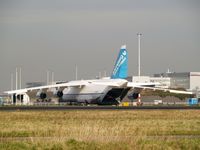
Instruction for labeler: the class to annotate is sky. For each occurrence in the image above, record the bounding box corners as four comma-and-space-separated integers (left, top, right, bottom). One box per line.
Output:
0, 0, 200, 92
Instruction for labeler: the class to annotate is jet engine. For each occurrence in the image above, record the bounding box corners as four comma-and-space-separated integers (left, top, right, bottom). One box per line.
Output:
36, 91, 47, 99
16, 94, 24, 100
53, 90, 63, 98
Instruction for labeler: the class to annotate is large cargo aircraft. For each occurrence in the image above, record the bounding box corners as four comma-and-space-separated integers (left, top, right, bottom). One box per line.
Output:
5, 45, 193, 105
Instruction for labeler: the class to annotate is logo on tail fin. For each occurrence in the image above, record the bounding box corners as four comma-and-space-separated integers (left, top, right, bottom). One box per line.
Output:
111, 45, 128, 79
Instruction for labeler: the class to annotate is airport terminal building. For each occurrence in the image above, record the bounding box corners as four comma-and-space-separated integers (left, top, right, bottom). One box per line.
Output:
154, 72, 200, 90
127, 72, 200, 91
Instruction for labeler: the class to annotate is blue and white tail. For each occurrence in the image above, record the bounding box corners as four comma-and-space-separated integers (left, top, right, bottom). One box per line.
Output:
111, 45, 128, 79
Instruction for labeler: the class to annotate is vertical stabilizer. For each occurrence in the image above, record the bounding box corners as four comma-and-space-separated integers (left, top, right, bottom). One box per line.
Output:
111, 45, 128, 79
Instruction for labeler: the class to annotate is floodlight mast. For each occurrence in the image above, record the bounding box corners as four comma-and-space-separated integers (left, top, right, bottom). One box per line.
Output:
75, 65, 78, 80
137, 33, 142, 106
19, 67, 21, 89
16, 68, 18, 90
47, 70, 49, 85
11, 73, 13, 90
137, 33, 142, 77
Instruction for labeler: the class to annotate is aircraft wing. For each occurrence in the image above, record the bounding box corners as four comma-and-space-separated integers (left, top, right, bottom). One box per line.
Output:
127, 82, 194, 95
4, 79, 124, 95
4, 81, 87, 95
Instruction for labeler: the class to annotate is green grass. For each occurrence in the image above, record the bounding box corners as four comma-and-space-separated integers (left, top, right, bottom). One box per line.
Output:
0, 110, 200, 149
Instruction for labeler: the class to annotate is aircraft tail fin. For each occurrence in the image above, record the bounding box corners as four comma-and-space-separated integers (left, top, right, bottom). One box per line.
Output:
111, 45, 128, 79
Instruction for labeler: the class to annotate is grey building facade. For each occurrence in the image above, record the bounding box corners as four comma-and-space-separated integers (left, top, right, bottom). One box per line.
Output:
154, 72, 200, 90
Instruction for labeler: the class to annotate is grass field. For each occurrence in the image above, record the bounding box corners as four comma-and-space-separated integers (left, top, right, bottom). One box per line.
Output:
0, 110, 200, 150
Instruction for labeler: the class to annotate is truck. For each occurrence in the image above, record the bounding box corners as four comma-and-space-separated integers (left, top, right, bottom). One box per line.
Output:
0, 97, 4, 106
187, 98, 199, 105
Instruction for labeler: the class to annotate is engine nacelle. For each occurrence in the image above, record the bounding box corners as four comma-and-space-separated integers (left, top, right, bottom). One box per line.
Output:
36, 91, 47, 99
16, 94, 24, 100
53, 90, 63, 98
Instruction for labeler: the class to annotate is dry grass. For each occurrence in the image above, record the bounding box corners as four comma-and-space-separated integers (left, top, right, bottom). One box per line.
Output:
0, 110, 200, 149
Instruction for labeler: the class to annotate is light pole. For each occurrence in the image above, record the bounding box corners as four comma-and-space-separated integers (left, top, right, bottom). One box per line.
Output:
47, 70, 49, 85
137, 33, 142, 77
137, 33, 142, 106
19, 67, 22, 89
75, 65, 78, 80
16, 68, 18, 90
51, 71, 54, 85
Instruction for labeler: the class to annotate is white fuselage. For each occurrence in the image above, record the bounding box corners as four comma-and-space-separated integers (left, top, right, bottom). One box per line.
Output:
60, 79, 128, 104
